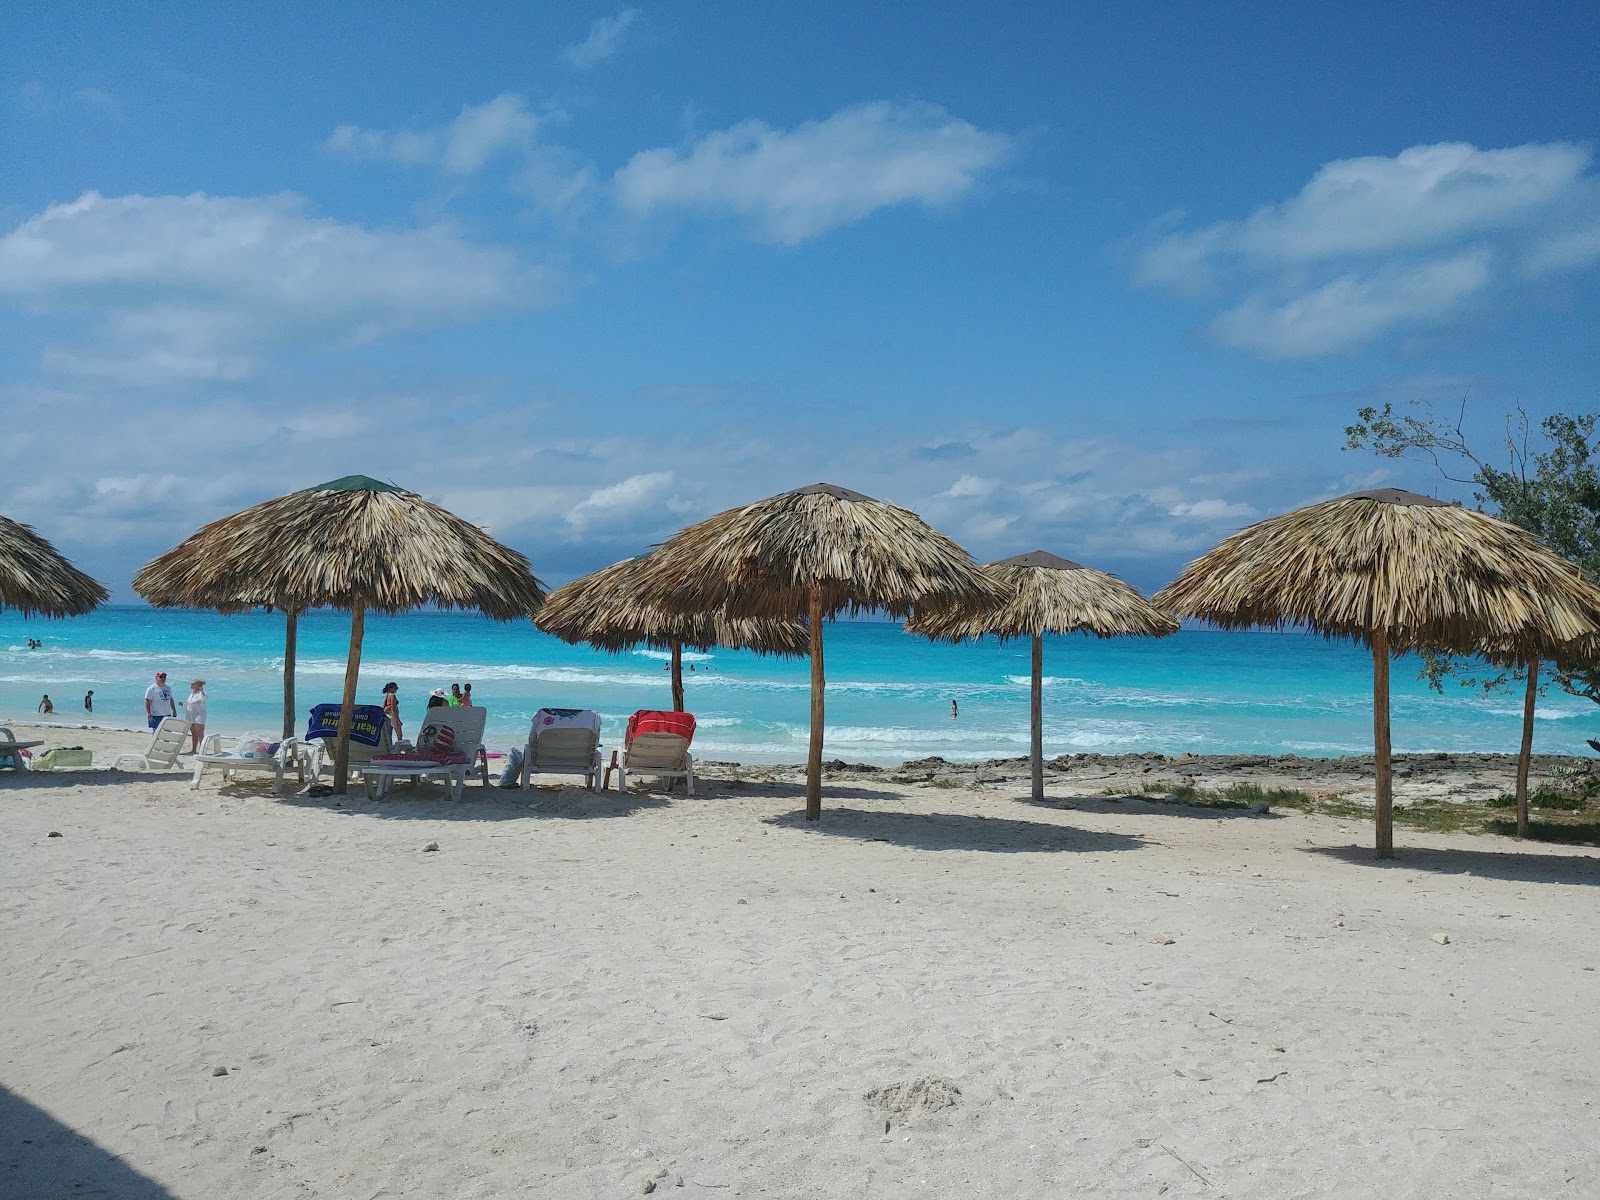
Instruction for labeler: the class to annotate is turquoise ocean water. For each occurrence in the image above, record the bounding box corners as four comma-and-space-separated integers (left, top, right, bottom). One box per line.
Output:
1, 607, 1592, 764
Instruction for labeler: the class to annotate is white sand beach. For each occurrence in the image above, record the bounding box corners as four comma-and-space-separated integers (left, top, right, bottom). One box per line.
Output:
4, 722, 1599, 1198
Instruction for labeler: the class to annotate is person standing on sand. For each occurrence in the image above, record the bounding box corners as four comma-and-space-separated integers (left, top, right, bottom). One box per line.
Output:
84, 690, 93, 713
144, 671, 176, 730
381, 681, 403, 742
184, 680, 208, 752
37, 695, 52, 714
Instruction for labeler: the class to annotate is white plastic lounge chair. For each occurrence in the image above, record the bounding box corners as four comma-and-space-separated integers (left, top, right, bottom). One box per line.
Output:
0, 727, 45, 771
111, 718, 191, 771
604, 710, 696, 795
521, 708, 603, 792
360, 706, 490, 801
190, 733, 304, 793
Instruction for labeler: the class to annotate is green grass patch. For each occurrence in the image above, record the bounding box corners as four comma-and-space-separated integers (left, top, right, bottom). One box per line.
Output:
1485, 788, 1586, 811
1126, 779, 1600, 839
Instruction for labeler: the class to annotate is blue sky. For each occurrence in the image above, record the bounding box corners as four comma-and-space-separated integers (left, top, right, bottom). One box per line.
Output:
5, 3, 1599, 601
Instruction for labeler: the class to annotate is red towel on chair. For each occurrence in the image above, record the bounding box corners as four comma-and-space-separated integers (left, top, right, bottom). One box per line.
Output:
625, 710, 696, 747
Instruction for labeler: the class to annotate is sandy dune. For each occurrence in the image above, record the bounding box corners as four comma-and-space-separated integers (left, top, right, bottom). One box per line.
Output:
2, 723, 1598, 1198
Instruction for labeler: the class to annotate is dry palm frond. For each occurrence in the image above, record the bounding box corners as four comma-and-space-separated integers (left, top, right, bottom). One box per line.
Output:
637, 483, 1005, 619
134, 475, 545, 618
0, 515, 108, 618
1153, 489, 1600, 658
907, 551, 1178, 642
537, 555, 807, 656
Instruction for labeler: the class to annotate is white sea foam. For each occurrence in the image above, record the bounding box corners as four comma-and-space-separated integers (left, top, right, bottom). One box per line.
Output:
633, 647, 714, 663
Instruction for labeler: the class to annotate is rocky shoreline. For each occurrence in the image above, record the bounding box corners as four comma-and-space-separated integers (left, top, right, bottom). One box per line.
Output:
712, 750, 1600, 806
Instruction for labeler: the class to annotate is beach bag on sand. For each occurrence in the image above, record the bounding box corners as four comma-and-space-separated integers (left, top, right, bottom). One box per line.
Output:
31, 747, 92, 771
498, 747, 524, 788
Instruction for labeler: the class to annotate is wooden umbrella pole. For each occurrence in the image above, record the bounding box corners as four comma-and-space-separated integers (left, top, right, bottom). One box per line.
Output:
333, 600, 365, 794
1030, 631, 1044, 802
1516, 658, 1540, 838
282, 610, 299, 741
1372, 630, 1393, 859
806, 586, 825, 821
671, 640, 685, 712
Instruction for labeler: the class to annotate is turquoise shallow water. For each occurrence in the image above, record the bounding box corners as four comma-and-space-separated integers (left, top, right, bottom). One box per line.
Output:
1, 607, 1592, 763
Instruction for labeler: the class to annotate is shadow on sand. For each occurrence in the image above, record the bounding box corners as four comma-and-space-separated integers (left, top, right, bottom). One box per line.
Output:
762, 807, 1146, 854
273, 784, 671, 821
1, 1084, 176, 1199
1307, 843, 1600, 887
732, 779, 921, 804
0, 769, 193, 791
1016, 794, 1286, 821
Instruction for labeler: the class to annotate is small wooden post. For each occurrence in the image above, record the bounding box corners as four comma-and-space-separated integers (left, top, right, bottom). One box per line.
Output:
1030, 631, 1044, 802
1372, 630, 1393, 858
282, 610, 299, 741
806, 586, 825, 821
671, 639, 685, 712
333, 600, 365, 794
1516, 658, 1540, 838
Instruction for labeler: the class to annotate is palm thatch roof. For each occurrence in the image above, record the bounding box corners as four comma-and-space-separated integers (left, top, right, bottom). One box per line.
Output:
134, 475, 546, 618
1154, 487, 1600, 858
636, 483, 1007, 620
907, 550, 1177, 803
134, 475, 545, 793
907, 551, 1179, 642
635, 483, 1000, 819
1152, 488, 1600, 658
537, 555, 808, 656
0, 515, 107, 618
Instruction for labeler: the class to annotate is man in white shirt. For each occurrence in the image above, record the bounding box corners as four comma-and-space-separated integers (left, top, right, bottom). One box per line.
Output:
144, 671, 177, 730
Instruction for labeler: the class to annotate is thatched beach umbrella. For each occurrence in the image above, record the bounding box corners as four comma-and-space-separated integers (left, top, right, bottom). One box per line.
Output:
635, 483, 1004, 820
0, 515, 107, 617
1153, 488, 1600, 857
537, 555, 808, 711
907, 551, 1179, 802
134, 475, 545, 792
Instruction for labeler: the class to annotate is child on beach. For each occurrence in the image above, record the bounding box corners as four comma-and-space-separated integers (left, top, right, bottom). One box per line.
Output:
462, 683, 473, 707
381, 682, 403, 741
185, 680, 208, 752
37, 695, 52, 714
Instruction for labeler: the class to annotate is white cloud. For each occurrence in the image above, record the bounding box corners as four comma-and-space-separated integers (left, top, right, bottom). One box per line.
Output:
323, 94, 538, 176
1166, 498, 1256, 520
1209, 250, 1493, 359
1134, 141, 1600, 359
566, 471, 677, 532
614, 101, 1011, 244
942, 474, 996, 498
565, 8, 641, 68
0, 190, 540, 383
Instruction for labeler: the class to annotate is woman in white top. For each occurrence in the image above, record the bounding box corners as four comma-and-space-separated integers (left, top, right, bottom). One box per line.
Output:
185, 679, 208, 752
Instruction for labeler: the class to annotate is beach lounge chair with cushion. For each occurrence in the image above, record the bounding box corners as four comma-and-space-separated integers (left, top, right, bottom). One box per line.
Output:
190, 733, 304, 793
0, 726, 45, 771
521, 708, 603, 792
302, 703, 392, 780
361, 706, 490, 801
604, 710, 696, 795
111, 717, 191, 771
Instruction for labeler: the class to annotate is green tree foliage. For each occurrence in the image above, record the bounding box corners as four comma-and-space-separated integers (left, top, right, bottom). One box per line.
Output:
1345, 400, 1600, 703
